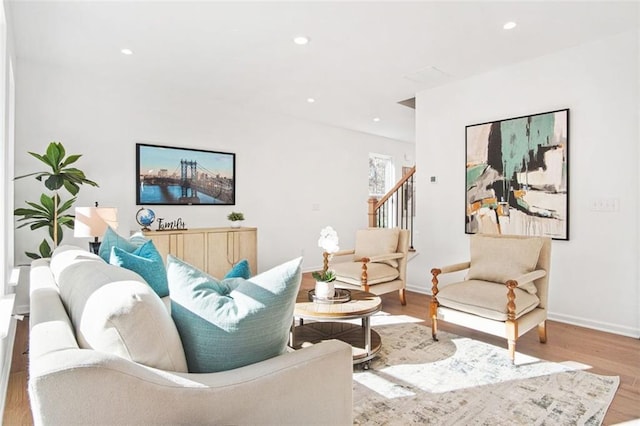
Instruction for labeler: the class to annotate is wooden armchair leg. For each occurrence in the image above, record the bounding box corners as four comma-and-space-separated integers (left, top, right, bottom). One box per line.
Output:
399, 288, 406, 306
429, 301, 438, 341
538, 321, 547, 343
508, 339, 516, 364
506, 319, 518, 364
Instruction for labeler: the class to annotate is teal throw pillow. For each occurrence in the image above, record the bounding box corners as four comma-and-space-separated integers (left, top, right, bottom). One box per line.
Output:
167, 255, 302, 373
110, 240, 169, 298
223, 259, 251, 279
98, 227, 146, 262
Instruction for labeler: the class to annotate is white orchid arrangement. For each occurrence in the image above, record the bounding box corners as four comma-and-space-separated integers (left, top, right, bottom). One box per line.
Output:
313, 226, 340, 282
317, 226, 340, 254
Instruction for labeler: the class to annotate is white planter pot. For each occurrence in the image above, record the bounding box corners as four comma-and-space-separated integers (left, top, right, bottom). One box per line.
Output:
315, 281, 335, 299
230, 221, 242, 228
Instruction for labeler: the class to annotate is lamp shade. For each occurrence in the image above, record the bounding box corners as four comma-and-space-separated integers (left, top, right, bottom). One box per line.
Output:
74, 207, 118, 238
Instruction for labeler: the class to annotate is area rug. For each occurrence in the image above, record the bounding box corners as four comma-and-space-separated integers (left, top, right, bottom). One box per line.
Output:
353, 322, 619, 425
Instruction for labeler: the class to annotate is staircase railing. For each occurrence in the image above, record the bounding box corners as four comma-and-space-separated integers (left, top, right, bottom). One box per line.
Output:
368, 166, 415, 249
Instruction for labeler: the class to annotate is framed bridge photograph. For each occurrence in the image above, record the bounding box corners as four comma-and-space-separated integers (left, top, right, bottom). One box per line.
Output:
136, 143, 236, 205
465, 108, 569, 240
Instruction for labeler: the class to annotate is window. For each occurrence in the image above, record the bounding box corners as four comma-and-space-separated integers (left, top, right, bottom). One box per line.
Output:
369, 153, 394, 197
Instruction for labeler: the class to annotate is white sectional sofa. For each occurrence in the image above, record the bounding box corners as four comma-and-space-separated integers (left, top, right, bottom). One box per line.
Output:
28, 246, 353, 425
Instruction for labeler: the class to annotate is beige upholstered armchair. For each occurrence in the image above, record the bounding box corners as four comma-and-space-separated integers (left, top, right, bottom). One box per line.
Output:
430, 234, 551, 363
323, 228, 410, 305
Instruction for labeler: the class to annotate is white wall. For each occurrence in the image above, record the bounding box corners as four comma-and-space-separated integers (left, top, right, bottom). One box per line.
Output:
409, 30, 639, 337
1, 0, 15, 295
13, 59, 414, 274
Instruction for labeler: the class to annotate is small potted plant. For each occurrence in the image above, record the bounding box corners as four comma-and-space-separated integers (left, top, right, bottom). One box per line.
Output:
312, 269, 336, 299
227, 211, 245, 228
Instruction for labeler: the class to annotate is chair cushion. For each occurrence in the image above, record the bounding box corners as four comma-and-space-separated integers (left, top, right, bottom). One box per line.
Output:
354, 228, 400, 267
332, 261, 399, 286
467, 235, 544, 294
109, 240, 169, 298
56, 255, 188, 372
167, 255, 302, 373
437, 280, 541, 321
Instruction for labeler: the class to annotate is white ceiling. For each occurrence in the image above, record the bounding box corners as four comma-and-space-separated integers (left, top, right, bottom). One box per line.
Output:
7, 1, 640, 143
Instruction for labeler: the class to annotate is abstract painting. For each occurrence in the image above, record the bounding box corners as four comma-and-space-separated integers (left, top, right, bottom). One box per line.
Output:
465, 109, 569, 240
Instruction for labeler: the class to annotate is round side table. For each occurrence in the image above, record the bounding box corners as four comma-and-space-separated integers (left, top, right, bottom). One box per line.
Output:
291, 289, 382, 368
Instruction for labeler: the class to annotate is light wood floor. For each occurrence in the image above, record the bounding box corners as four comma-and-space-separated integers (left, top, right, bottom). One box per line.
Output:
4, 279, 639, 425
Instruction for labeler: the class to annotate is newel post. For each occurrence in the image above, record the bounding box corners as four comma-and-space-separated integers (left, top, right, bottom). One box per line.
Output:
368, 197, 379, 228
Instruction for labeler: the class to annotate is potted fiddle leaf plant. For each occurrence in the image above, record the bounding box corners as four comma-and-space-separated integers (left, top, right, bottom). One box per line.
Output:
14, 142, 99, 259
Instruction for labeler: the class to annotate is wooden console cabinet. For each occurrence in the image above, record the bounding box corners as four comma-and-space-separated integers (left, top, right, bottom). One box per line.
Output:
143, 227, 257, 277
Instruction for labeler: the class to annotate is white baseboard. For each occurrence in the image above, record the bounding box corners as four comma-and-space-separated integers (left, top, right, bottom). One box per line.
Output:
406, 282, 429, 295
548, 312, 640, 339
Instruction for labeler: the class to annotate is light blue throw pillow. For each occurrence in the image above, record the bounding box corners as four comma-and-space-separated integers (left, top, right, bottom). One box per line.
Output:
98, 226, 145, 262
110, 240, 169, 298
223, 259, 251, 279
167, 255, 302, 373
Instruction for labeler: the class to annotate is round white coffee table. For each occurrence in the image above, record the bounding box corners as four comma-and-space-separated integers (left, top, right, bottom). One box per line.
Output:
291, 289, 382, 368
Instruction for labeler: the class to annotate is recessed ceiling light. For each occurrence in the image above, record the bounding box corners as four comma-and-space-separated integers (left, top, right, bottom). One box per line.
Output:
373, 117, 381, 122
121, 48, 133, 55
307, 98, 315, 103
503, 22, 517, 30
293, 36, 310, 45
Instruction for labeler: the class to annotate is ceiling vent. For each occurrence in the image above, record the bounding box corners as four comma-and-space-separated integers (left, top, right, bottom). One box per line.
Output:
403, 66, 452, 86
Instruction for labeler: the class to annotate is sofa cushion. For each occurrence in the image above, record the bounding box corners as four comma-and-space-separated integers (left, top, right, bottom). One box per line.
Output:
56, 252, 187, 372
224, 259, 251, 279
167, 255, 302, 373
98, 227, 147, 262
467, 235, 543, 294
332, 261, 399, 285
437, 279, 541, 321
354, 228, 400, 267
50, 245, 103, 284
110, 240, 169, 297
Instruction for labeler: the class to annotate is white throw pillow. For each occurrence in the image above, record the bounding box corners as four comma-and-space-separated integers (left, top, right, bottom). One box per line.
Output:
55, 253, 188, 372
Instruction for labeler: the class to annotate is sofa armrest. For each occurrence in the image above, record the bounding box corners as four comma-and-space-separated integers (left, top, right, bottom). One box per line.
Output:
29, 340, 353, 425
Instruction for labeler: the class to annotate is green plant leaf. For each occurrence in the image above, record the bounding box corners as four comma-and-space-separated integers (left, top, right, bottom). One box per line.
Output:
45, 143, 63, 170
44, 174, 64, 191
38, 239, 52, 258
14, 207, 46, 217
57, 216, 74, 226
13, 171, 45, 181
28, 152, 52, 168
58, 197, 76, 213
26, 200, 48, 212
61, 154, 81, 167
40, 194, 54, 211
30, 222, 50, 231
63, 179, 80, 195
26, 252, 41, 260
